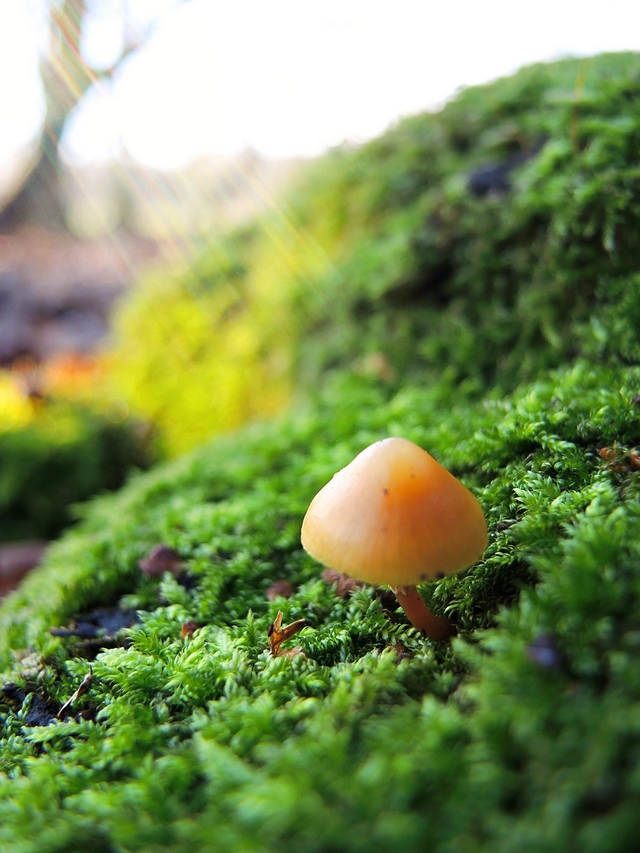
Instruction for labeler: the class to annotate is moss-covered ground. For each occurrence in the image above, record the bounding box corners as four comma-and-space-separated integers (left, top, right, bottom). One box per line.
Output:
2, 54, 640, 852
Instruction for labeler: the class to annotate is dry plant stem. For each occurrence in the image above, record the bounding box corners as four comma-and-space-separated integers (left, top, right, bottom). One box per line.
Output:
392, 585, 456, 640
267, 611, 307, 656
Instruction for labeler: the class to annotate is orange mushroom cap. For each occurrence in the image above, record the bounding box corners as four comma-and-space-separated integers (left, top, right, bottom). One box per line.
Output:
301, 437, 487, 588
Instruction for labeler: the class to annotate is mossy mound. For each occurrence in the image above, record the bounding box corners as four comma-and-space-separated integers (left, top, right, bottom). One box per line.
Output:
2, 363, 640, 851
2, 54, 640, 851
111, 52, 640, 453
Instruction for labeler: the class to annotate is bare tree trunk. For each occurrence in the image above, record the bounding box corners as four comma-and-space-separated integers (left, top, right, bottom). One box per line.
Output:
0, 1, 92, 233
0, 123, 67, 232
0, 1, 166, 235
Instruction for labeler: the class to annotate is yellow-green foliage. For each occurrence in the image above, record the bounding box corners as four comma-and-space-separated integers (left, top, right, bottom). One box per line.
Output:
110, 214, 336, 455
0, 374, 32, 433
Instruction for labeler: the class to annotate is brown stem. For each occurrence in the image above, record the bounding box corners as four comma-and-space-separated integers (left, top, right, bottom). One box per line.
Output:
392, 585, 456, 641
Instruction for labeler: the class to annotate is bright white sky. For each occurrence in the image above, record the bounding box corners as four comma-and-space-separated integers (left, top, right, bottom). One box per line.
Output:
2, 0, 640, 172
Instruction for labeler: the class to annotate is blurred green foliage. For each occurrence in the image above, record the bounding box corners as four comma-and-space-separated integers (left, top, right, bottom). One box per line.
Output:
0, 401, 155, 543
111, 224, 297, 455
112, 52, 640, 453
1, 53, 640, 851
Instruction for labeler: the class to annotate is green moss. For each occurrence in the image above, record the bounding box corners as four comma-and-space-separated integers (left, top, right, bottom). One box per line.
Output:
2, 54, 640, 851
1, 359, 640, 851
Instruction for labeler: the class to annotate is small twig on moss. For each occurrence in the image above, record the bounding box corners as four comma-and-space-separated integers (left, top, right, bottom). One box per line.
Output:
57, 668, 92, 720
267, 611, 307, 657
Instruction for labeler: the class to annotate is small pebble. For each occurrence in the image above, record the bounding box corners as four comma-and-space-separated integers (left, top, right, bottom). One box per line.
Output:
526, 634, 563, 670
266, 580, 295, 601
321, 567, 365, 597
139, 545, 183, 578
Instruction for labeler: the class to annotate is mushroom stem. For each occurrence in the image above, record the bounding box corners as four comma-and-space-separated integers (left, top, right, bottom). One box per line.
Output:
392, 585, 455, 640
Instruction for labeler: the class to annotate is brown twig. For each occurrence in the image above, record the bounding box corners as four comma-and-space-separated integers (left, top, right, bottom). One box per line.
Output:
267, 611, 307, 657
57, 668, 92, 720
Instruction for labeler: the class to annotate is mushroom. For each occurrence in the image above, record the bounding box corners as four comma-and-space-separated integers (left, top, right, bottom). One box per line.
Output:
301, 437, 487, 640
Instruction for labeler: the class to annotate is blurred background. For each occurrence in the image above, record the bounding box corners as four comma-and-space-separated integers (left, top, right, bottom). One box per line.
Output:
1, 0, 640, 587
